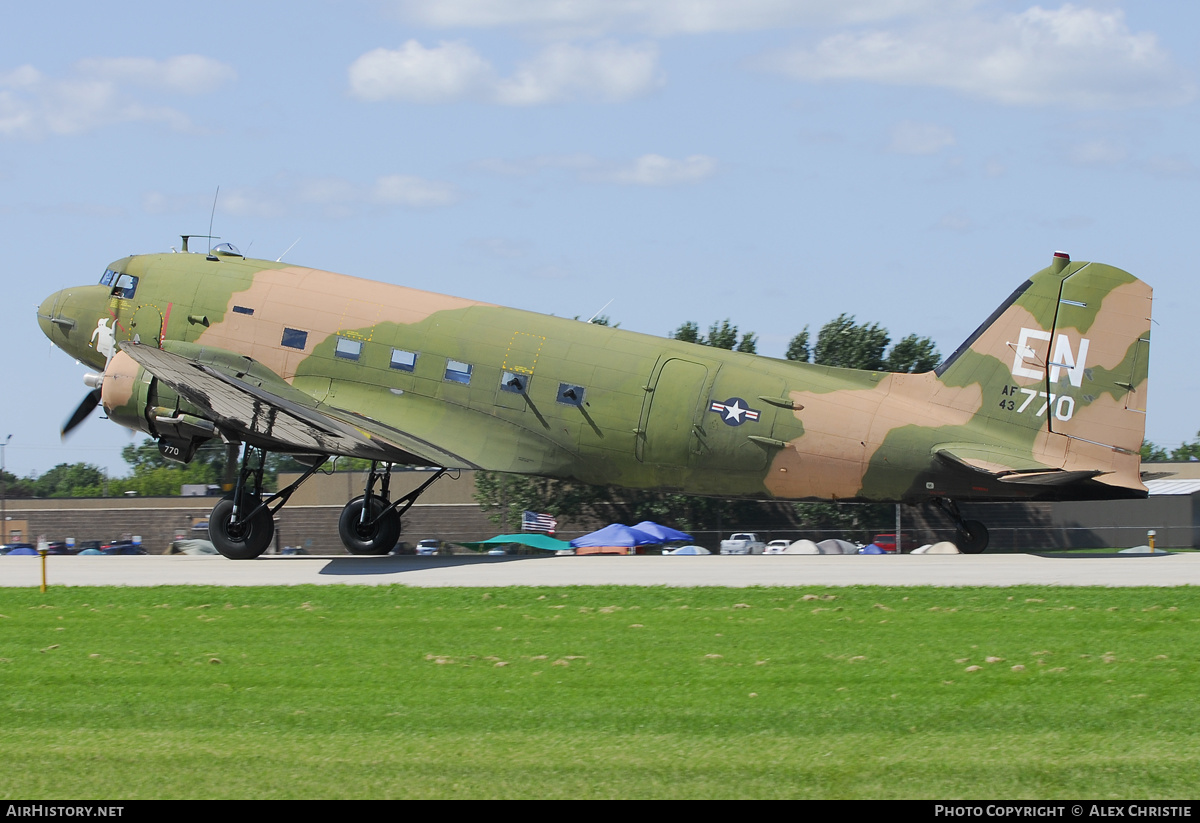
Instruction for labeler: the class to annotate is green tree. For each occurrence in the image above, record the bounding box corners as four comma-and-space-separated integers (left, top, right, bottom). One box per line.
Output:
785, 327, 810, 362
1170, 432, 1200, 462
31, 463, 106, 498
813, 314, 890, 370
884, 334, 941, 373
1141, 441, 1169, 462
671, 319, 757, 353
809, 315, 940, 373
670, 321, 701, 344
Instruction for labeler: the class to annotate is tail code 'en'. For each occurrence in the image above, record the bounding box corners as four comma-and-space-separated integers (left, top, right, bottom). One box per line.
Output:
935, 253, 1151, 454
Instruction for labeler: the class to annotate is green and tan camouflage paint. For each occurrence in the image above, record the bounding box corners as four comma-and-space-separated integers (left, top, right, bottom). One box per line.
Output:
37, 250, 1151, 503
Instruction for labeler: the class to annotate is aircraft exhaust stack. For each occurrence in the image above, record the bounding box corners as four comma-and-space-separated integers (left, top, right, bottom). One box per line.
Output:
1051, 250, 1070, 273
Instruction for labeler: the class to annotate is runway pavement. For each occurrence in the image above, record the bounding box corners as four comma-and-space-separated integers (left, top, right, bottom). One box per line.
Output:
2, 552, 1199, 588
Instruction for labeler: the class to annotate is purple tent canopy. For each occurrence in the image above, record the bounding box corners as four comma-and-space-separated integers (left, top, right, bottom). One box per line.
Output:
569, 523, 658, 549
631, 520, 693, 543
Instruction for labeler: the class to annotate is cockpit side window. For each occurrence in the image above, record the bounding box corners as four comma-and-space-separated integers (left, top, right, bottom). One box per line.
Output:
99, 269, 117, 287
110, 274, 138, 299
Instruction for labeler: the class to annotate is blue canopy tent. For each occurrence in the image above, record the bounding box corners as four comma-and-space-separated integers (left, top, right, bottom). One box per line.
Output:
631, 520, 693, 543
569, 523, 658, 555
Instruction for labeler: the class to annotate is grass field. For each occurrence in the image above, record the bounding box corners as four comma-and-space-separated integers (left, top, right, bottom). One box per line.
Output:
2, 584, 1199, 799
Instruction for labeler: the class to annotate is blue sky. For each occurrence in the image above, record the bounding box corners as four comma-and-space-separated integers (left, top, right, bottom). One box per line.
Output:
3, 0, 1198, 477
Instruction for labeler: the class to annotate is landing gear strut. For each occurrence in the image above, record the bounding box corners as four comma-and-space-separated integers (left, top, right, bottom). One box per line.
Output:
930, 498, 990, 554
208, 444, 326, 560
336, 463, 449, 555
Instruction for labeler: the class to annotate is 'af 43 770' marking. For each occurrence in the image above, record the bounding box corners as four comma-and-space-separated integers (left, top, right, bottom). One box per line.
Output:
998, 385, 1075, 421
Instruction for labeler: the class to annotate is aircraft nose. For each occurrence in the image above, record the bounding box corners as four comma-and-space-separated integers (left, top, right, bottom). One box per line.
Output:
37, 289, 63, 340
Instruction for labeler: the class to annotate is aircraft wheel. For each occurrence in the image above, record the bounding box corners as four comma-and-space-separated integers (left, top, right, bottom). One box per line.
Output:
209, 495, 275, 560
956, 519, 989, 554
339, 496, 401, 555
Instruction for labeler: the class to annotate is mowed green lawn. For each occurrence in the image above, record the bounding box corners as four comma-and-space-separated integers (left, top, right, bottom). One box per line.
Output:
1, 584, 1198, 799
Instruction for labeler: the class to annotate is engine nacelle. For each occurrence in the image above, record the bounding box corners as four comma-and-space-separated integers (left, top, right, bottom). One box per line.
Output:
99, 350, 215, 462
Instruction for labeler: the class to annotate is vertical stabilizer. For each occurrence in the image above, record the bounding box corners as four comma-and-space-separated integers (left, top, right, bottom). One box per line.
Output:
935, 253, 1150, 473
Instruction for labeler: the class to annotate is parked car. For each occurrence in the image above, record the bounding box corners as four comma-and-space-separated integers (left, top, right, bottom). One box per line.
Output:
415, 539, 440, 556
719, 533, 766, 555
100, 541, 146, 555
870, 533, 917, 553
764, 539, 791, 555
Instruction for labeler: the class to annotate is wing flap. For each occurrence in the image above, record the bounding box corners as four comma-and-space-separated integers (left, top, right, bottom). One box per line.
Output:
120, 342, 464, 466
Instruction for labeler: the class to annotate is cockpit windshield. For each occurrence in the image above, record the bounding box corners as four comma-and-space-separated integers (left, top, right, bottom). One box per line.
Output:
100, 269, 138, 299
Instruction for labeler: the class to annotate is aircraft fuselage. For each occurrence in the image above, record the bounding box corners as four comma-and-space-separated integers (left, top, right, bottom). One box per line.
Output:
37, 250, 1150, 505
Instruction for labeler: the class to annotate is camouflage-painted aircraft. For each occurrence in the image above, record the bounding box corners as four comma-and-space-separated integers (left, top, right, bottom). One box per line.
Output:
37, 244, 1151, 558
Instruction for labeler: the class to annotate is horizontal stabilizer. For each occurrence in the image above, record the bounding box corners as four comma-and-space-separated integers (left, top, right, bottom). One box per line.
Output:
996, 469, 1105, 486
935, 445, 1106, 487
933, 444, 1054, 475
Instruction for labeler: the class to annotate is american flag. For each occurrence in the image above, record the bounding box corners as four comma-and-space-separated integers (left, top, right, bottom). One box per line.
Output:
522, 511, 558, 534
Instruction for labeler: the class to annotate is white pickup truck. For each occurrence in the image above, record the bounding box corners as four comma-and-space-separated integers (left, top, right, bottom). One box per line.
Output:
719, 533, 766, 555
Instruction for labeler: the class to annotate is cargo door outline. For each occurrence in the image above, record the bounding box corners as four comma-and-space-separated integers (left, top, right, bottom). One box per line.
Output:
638, 358, 710, 466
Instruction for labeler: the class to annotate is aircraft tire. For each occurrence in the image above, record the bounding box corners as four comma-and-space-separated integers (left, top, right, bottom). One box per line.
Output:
339, 496, 401, 555
209, 495, 275, 560
956, 520, 989, 554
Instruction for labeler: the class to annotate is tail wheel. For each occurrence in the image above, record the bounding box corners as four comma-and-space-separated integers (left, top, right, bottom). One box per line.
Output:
339, 495, 401, 555
956, 519, 989, 554
210, 495, 275, 560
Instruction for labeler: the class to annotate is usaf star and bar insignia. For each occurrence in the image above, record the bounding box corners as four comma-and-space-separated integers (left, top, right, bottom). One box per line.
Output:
709, 397, 761, 426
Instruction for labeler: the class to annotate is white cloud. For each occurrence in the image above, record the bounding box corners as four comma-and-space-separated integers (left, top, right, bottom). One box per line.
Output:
764, 4, 1195, 109
1066, 138, 1128, 166
493, 41, 661, 104
477, 152, 717, 186
0, 56, 235, 138
889, 121, 955, 155
146, 174, 462, 220
348, 41, 493, 102
373, 174, 459, 207
74, 55, 236, 95
602, 154, 718, 185
389, 0, 970, 37
348, 39, 661, 104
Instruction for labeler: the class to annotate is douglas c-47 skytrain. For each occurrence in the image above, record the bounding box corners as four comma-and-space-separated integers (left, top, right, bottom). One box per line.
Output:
37, 243, 1152, 558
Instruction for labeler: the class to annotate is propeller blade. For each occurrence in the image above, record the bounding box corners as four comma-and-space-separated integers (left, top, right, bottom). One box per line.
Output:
62, 389, 102, 438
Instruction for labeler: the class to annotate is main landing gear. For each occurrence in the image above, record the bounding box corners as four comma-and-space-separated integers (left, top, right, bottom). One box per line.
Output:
207, 444, 449, 560
930, 498, 990, 554
337, 463, 449, 555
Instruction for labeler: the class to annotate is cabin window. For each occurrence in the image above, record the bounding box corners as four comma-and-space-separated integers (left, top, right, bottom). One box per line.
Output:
335, 337, 363, 361
500, 371, 529, 394
444, 360, 472, 385
232, 306, 254, 316
557, 383, 585, 406
281, 328, 308, 350
99, 269, 117, 287
390, 349, 417, 372
110, 274, 138, 299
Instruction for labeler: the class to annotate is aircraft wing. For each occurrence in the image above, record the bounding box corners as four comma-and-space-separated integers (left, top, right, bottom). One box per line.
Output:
119, 341, 471, 467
